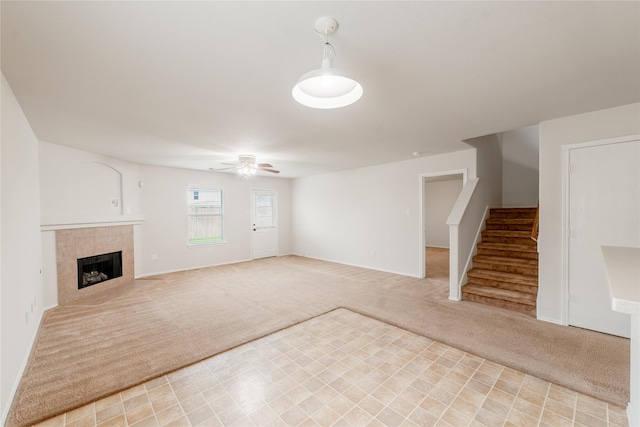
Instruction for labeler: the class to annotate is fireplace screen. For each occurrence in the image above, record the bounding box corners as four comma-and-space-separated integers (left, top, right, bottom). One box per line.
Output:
77, 251, 123, 289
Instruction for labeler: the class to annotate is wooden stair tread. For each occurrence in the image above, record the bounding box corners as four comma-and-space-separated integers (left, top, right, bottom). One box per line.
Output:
466, 270, 538, 295
491, 207, 537, 212
473, 255, 538, 267
485, 219, 535, 231
462, 292, 537, 316
486, 219, 534, 225
477, 242, 538, 252
462, 284, 537, 306
467, 269, 538, 285
489, 208, 537, 219
482, 230, 534, 237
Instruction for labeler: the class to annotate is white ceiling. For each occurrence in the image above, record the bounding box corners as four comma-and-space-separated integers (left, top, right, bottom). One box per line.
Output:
2, 1, 639, 178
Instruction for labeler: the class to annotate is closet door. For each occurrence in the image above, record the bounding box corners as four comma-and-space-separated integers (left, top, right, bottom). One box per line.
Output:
568, 139, 639, 338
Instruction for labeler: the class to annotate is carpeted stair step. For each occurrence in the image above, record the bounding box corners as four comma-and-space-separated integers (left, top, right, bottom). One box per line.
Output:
463, 207, 539, 316
481, 230, 537, 245
489, 207, 538, 220
477, 242, 538, 260
485, 218, 535, 231
472, 255, 538, 276
462, 284, 537, 316
467, 269, 538, 294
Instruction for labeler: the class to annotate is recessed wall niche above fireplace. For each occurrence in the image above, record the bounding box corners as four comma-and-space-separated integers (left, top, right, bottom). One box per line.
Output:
77, 251, 123, 289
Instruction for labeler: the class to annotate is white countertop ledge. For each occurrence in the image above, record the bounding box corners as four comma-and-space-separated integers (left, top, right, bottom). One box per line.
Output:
602, 246, 640, 316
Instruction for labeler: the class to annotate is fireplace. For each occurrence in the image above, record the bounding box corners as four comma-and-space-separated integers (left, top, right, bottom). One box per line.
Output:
55, 225, 134, 305
77, 251, 123, 289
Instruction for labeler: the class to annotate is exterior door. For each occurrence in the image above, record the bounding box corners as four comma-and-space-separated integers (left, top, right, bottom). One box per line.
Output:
251, 189, 278, 259
568, 139, 639, 338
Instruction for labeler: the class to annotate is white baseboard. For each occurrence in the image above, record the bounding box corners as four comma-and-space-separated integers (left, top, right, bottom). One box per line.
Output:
135, 254, 294, 279
1, 307, 46, 426
627, 405, 637, 427
291, 253, 421, 279
136, 258, 253, 279
535, 315, 566, 326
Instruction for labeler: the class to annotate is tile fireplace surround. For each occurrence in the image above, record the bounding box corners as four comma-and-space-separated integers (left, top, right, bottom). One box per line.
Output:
56, 225, 134, 305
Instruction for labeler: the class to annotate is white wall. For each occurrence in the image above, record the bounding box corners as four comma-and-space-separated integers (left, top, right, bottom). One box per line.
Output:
39, 141, 143, 219
291, 149, 477, 277
38, 142, 144, 307
424, 177, 463, 248
38, 142, 292, 281
138, 165, 292, 276
467, 134, 503, 210
501, 125, 539, 207
538, 103, 640, 323
1, 74, 44, 423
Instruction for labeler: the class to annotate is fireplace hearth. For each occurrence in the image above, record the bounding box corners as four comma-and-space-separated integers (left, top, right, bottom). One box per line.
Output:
77, 251, 123, 289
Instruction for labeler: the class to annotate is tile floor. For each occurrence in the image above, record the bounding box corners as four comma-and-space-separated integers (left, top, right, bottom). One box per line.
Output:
35, 309, 628, 427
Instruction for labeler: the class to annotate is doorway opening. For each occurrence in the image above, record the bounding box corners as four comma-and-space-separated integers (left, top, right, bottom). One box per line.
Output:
420, 171, 466, 283
425, 247, 450, 281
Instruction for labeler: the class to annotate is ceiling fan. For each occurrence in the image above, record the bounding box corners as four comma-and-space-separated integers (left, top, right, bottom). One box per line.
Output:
210, 154, 280, 178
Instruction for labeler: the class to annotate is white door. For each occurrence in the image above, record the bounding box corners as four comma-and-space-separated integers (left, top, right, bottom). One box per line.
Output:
568, 139, 640, 338
251, 189, 278, 259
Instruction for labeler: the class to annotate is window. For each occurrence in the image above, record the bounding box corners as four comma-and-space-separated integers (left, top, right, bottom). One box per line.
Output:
187, 187, 223, 245
254, 194, 274, 227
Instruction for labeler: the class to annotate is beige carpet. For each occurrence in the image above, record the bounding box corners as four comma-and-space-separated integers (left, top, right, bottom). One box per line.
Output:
7, 256, 629, 426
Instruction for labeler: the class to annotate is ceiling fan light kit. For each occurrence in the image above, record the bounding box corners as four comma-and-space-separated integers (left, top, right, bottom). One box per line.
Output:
292, 17, 363, 109
211, 154, 280, 179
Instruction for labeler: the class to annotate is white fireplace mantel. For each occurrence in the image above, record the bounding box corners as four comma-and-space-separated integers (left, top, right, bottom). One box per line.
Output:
41, 214, 145, 231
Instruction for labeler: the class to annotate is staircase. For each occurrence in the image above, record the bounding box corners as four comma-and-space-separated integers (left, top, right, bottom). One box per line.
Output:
462, 207, 538, 316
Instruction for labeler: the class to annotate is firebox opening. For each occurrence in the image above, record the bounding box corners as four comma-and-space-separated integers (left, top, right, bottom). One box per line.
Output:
77, 251, 123, 289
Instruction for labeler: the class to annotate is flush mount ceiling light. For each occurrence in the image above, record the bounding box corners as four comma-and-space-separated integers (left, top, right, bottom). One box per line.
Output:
292, 16, 363, 109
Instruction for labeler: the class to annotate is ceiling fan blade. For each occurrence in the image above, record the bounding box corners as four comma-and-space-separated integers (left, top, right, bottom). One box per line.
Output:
221, 162, 239, 166
257, 163, 273, 168
210, 166, 238, 172
258, 168, 280, 174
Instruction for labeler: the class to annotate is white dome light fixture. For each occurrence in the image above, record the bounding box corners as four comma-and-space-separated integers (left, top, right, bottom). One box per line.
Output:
292, 17, 363, 109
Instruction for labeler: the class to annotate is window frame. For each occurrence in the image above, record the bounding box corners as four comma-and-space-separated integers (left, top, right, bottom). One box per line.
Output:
186, 186, 225, 247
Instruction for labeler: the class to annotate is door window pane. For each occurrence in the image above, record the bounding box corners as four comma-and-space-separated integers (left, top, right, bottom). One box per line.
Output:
255, 195, 273, 227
